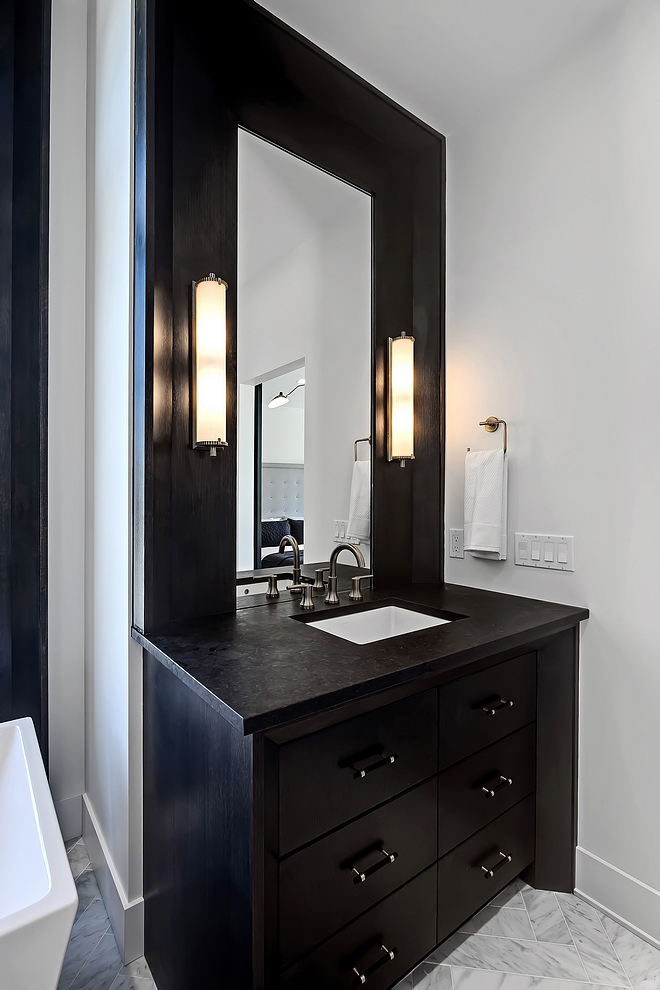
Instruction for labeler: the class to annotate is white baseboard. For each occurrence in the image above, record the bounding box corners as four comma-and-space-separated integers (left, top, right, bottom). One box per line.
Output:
55, 793, 83, 841
576, 845, 660, 949
82, 794, 144, 964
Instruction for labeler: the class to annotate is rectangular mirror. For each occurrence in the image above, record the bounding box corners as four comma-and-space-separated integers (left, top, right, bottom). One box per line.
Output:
237, 129, 372, 575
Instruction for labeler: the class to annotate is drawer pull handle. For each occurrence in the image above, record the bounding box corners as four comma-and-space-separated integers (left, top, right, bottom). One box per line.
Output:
482, 775, 513, 798
350, 753, 398, 779
352, 944, 397, 984
351, 848, 398, 884
482, 697, 514, 716
481, 851, 513, 879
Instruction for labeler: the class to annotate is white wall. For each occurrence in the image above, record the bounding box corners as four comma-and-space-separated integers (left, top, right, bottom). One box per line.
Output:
84, 0, 143, 962
49, 0, 88, 841
445, 2, 660, 943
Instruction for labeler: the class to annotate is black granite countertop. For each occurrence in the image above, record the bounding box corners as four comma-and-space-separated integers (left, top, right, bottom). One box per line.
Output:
133, 570, 588, 735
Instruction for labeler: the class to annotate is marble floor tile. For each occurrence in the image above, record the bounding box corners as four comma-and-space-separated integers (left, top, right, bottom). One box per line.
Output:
74, 869, 101, 925
58, 897, 111, 990
489, 879, 529, 910
413, 963, 453, 989
433, 931, 590, 982
451, 967, 628, 990
523, 889, 573, 945
68, 839, 93, 880
597, 913, 660, 990
556, 894, 631, 987
69, 931, 123, 990
393, 975, 415, 990
460, 906, 535, 941
119, 958, 154, 981
66, 836, 83, 853
109, 978, 155, 990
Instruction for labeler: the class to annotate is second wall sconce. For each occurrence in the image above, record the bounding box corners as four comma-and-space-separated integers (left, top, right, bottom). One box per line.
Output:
191, 273, 228, 455
387, 332, 415, 466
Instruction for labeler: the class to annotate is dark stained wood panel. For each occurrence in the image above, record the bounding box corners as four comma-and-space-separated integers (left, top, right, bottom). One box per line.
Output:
133, 0, 445, 633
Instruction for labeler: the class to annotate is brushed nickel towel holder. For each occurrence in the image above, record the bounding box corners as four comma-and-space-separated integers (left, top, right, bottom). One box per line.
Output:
467, 417, 507, 453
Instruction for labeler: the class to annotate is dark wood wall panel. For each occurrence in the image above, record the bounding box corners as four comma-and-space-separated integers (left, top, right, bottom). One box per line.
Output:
523, 627, 579, 892
134, 0, 445, 631
144, 651, 256, 989
0, 0, 49, 747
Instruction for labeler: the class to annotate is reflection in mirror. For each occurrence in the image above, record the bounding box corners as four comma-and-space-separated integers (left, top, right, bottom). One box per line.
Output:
237, 129, 372, 575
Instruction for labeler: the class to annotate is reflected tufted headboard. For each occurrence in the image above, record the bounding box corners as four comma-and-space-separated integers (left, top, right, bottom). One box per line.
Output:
261, 463, 304, 521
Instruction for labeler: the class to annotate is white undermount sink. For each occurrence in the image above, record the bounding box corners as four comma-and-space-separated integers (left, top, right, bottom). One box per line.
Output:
308, 604, 452, 645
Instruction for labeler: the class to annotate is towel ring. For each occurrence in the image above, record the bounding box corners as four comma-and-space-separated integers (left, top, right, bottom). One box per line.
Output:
354, 437, 371, 461
479, 417, 507, 453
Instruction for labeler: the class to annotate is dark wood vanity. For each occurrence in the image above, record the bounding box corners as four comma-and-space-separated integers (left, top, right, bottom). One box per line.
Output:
132, 4, 588, 988
137, 583, 586, 990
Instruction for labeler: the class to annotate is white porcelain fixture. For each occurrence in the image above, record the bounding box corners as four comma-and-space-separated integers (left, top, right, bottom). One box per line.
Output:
0, 717, 77, 990
309, 604, 452, 645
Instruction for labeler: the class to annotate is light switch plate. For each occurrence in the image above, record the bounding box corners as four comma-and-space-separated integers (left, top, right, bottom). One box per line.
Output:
449, 528, 464, 558
515, 533, 574, 571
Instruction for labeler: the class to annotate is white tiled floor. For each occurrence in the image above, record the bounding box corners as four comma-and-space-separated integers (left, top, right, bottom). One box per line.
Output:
58, 839, 157, 990
60, 852, 660, 990
394, 878, 660, 990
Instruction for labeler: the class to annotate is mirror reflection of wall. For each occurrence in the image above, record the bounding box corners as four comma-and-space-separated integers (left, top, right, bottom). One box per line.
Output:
236, 129, 372, 573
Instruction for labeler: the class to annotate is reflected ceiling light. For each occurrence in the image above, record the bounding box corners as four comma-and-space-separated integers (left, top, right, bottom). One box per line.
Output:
267, 379, 305, 409
387, 332, 415, 467
191, 273, 228, 455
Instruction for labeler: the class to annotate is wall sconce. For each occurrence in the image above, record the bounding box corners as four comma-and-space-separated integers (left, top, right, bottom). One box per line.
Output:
387, 332, 415, 467
267, 379, 305, 409
191, 273, 228, 455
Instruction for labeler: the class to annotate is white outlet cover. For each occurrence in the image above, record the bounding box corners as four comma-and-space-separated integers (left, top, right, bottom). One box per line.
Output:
449, 528, 464, 558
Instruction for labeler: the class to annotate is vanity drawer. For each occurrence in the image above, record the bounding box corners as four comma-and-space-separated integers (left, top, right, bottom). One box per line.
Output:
280, 777, 437, 968
438, 723, 536, 856
279, 690, 437, 854
438, 652, 536, 769
280, 865, 437, 990
437, 794, 535, 944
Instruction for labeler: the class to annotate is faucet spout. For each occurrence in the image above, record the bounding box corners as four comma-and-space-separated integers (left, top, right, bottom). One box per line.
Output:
325, 543, 366, 605
279, 535, 302, 593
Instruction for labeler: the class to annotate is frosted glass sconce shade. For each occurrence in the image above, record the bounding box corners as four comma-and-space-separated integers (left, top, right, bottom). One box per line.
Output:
191, 274, 228, 451
387, 333, 415, 465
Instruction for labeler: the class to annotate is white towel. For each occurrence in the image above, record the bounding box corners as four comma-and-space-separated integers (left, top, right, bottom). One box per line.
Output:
464, 449, 508, 560
347, 460, 371, 541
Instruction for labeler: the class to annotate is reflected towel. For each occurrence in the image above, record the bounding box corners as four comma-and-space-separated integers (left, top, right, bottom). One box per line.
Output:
347, 460, 371, 541
464, 449, 508, 560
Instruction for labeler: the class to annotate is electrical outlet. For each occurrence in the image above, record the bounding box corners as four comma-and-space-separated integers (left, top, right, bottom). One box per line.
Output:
449, 528, 464, 558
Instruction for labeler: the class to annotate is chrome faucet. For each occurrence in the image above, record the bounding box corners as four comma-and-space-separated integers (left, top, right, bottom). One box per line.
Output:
325, 543, 366, 605
279, 535, 302, 594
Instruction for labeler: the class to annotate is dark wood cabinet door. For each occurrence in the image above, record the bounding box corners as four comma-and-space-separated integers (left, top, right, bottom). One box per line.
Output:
280, 778, 438, 967
280, 866, 437, 990
438, 653, 536, 769
438, 723, 536, 856
279, 691, 438, 854
437, 794, 536, 943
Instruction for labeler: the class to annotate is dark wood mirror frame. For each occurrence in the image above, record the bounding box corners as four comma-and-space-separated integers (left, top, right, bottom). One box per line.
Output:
133, 0, 446, 635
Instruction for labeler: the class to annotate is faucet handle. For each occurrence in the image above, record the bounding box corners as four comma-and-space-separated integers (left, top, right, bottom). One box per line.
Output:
265, 574, 279, 599
300, 584, 315, 610
314, 567, 329, 591
349, 574, 374, 602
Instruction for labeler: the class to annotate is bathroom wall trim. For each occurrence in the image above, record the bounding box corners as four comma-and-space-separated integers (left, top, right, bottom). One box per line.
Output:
576, 846, 660, 948
83, 793, 144, 964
